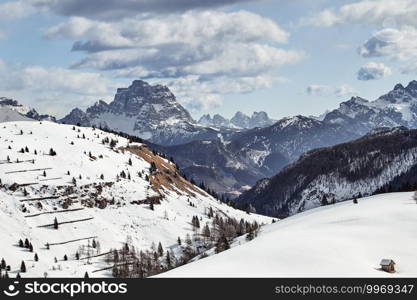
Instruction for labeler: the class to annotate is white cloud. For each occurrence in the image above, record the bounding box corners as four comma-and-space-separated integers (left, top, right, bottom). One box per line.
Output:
45, 11, 302, 76
306, 84, 359, 97
306, 84, 332, 97
358, 27, 417, 73
0, 59, 118, 116
42, 10, 303, 111
334, 85, 359, 97
304, 0, 417, 28
31, 0, 262, 19
357, 62, 392, 80
0, 0, 35, 19
161, 75, 285, 111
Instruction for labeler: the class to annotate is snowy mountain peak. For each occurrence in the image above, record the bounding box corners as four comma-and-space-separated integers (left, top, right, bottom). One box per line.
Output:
322, 80, 417, 134
198, 111, 276, 129
394, 83, 405, 91
274, 115, 320, 130
60, 80, 227, 145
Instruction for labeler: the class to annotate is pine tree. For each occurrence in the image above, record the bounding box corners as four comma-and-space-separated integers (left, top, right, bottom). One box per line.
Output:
75, 252, 80, 260
84, 272, 89, 278
157, 242, 163, 257
166, 252, 171, 269
202, 224, 211, 240
54, 217, 59, 230
0, 258, 6, 269
16, 272, 21, 279
128, 158, 132, 166
215, 235, 230, 254
43, 170, 46, 177
20, 261, 26, 273
24, 238, 30, 248
321, 195, 328, 206
63, 255, 68, 261
177, 236, 182, 245
34, 253, 39, 262
18, 239, 24, 247
29, 243, 33, 252
150, 202, 154, 211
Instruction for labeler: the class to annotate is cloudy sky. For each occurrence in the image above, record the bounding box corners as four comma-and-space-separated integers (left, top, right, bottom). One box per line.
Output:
1, 0, 417, 119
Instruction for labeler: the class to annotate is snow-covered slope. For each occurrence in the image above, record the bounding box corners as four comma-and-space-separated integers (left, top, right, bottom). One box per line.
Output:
0, 107, 32, 122
0, 97, 55, 122
237, 126, 417, 216
160, 192, 417, 277
0, 121, 270, 278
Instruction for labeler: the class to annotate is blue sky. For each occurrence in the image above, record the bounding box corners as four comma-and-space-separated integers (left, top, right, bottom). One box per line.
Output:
1, 0, 417, 119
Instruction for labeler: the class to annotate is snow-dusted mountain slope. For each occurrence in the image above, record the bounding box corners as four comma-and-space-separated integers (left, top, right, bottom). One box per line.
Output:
155, 115, 359, 199
237, 126, 417, 216
0, 97, 55, 122
324, 80, 417, 135
198, 111, 276, 129
160, 192, 417, 277
0, 121, 270, 278
0, 107, 32, 122
60, 80, 233, 146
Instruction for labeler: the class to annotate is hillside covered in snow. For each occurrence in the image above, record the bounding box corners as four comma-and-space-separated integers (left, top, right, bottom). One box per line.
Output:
0, 121, 271, 278
237, 126, 417, 216
160, 192, 417, 277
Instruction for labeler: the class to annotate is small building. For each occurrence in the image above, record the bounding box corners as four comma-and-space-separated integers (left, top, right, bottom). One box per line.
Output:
380, 259, 396, 273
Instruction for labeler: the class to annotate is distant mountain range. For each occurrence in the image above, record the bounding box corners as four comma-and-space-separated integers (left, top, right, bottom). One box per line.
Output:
324, 81, 417, 134
60, 80, 236, 146
153, 115, 359, 198
198, 111, 276, 129
236, 126, 417, 217
4, 80, 417, 199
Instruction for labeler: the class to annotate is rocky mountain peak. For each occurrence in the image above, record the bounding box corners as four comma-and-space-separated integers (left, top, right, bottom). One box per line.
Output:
230, 111, 251, 128
405, 80, 417, 97
394, 83, 405, 90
